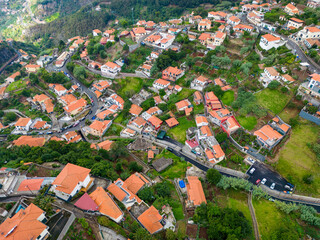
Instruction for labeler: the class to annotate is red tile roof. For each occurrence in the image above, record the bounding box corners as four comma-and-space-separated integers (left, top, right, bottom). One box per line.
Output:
186, 176, 206, 206
0, 203, 47, 240
17, 178, 44, 191
52, 163, 90, 195
137, 206, 163, 234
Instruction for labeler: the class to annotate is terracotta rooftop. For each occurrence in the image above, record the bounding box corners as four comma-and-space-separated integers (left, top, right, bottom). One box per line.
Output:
165, 117, 179, 127
17, 178, 44, 191
15, 117, 31, 127
97, 140, 113, 151
137, 206, 163, 234
90, 187, 123, 221
0, 203, 47, 240
186, 176, 206, 206
262, 34, 280, 42
123, 172, 149, 194
130, 104, 143, 116
13, 136, 45, 147
52, 163, 91, 195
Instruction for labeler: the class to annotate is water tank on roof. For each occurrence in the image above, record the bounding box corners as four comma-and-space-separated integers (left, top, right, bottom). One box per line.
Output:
179, 180, 185, 188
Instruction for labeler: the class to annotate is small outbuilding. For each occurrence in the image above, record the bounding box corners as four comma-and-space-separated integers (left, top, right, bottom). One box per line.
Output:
152, 157, 173, 172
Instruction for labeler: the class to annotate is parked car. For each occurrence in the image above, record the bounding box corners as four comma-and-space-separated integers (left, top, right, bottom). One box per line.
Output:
261, 178, 267, 185
255, 179, 261, 185
285, 185, 293, 191
249, 168, 255, 174
247, 157, 255, 164
73, 120, 80, 127
270, 183, 275, 190
167, 147, 174, 152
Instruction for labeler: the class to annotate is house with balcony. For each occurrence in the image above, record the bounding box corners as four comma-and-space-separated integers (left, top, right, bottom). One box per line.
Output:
162, 66, 184, 81
51, 163, 93, 201
259, 34, 285, 51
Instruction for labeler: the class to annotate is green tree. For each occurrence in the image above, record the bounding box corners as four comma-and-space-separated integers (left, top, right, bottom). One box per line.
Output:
5, 112, 17, 122
154, 182, 171, 198
206, 168, 222, 185
129, 162, 143, 172
73, 66, 86, 80
215, 132, 228, 143
133, 228, 152, 240
268, 80, 280, 89
58, 40, 66, 51
137, 187, 155, 203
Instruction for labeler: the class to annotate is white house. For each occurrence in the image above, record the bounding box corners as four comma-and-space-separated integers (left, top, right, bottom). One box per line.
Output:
191, 75, 209, 91
264, 67, 280, 81
15, 117, 32, 131
247, 11, 263, 25
49, 83, 67, 96
153, 78, 170, 89
259, 34, 285, 51
51, 163, 92, 201
293, 26, 320, 41
307, 0, 320, 8
195, 116, 209, 128
227, 16, 241, 26
307, 73, 320, 90
93, 29, 102, 36
101, 62, 121, 75
287, 18, 304, 29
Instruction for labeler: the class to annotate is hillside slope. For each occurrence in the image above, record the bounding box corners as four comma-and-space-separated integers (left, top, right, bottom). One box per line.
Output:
0, 42, 16, 69
27, 6, 114, 42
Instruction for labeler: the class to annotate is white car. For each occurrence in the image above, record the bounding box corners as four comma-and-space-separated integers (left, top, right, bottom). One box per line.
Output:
270, 183, 275, 190
249, 168, 255, 174
261, 178, 267, 185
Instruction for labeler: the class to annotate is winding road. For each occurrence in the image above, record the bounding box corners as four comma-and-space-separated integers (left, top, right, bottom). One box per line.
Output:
45, 55, 99, 134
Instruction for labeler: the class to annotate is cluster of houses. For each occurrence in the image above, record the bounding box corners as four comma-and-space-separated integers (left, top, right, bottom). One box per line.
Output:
0, 156, 210, 238
259, 65, 296, 88
48, 83, 88, 116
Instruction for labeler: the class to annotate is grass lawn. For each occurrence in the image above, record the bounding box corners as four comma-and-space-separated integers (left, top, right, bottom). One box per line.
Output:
275, 119, 320, 197
253, 198, 304, 240
156, 149, 189, 179
221, 90, 234, 106
178, 88, 195, 101
256, 89, 292, 114
167, 116, 196, 143
6, 80, 27, 92
193, 103, 204, 115
278, 107, 300, 123
236, 115, 257, 130
215, 189, 255, 240
103, 124, 123, 137
115, 77, 143, 98
122, 37, 136, 46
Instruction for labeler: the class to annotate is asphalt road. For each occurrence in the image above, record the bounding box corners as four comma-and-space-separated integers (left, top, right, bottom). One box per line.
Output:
45, 54, 99, 135
247, 161, 291, 192
286, 39, 319, 73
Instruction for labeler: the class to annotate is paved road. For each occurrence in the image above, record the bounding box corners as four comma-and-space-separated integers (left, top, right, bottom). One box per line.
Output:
247, 161, 290, 192
45, 55, 99, 135
257, 27, 319, 73
286, 38, 319, 73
